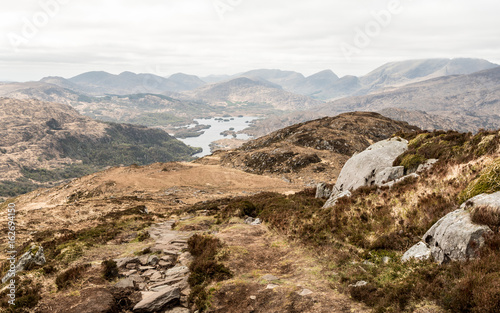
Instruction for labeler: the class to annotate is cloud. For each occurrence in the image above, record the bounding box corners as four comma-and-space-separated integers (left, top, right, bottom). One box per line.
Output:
1, 0, 499, 81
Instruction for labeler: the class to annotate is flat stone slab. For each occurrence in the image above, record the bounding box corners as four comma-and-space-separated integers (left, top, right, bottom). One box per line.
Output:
133, 286, 180, 312
402, 241, 431, 262
165, 266, 189, 277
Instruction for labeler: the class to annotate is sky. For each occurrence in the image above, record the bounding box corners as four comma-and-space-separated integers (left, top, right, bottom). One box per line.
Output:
1, 0, 500, 81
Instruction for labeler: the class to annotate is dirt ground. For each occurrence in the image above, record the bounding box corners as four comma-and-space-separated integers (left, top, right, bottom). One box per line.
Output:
0, 162, 301, 250
210, 222, 371, 313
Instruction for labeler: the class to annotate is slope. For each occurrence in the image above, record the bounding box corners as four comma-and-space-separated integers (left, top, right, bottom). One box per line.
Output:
316, 67, 500, 131
0, 98, 199, 198
198, 112, 420, 184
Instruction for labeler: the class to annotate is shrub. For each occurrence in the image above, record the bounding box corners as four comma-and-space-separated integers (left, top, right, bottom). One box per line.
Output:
459, 158, 500, 203
471, 206, 500, 231
187, 234, 232, 312
102, 259, 119, 281
0, 279, 42, 312
55, 264, 90, 290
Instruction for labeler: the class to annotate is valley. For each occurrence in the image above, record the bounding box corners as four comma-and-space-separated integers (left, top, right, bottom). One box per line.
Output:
1, 58, 500, 313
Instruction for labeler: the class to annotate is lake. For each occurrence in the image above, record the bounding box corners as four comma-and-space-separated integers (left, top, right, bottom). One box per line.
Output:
176, 116, 260, 158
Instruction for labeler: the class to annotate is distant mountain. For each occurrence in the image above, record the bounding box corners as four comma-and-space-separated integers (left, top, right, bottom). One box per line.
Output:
314, 58, 498, 100
0, 97, 199, 197
40, 71, 207, 96
238, 69, 306, 90
168, 73, 206, 90
182, 77, 323, 111
316, 67, 500, 132
200, 74, 231, 84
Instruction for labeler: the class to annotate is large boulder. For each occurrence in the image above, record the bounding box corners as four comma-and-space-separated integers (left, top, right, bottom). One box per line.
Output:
422, 208, 492, 264
324, 137, 408, 208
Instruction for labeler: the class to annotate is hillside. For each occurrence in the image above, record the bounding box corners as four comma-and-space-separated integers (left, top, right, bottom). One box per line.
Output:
1, 120, 499, 312
314, 67, 500, 132
182, 77, 323, 111
0, 82, 81, 105
0, 98, 199, 198
379, 108, 500, 133
198, 112, 420, 184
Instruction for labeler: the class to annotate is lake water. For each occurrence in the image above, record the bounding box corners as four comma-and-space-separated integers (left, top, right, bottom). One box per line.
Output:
177, 116, 260, 158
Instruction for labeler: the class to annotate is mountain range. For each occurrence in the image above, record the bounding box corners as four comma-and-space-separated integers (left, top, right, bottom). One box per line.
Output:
32, 58, 498, 101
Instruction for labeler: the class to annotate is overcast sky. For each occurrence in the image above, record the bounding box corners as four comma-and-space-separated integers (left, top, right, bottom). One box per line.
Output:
1, 0, 499, 81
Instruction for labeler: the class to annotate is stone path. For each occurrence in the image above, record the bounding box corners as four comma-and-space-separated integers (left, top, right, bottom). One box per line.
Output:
114, 219, 195, 313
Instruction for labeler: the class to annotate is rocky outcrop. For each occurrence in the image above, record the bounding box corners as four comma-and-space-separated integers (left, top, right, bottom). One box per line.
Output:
323, 190, 352, 209
323, 137, 408, 208
462, 191, 500, 212
1, 246, 46, 284
423, 208, 492, 264
112, 220, 194, 312
381, 173, 420, 188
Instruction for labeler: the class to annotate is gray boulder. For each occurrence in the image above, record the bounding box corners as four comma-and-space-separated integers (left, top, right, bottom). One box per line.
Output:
324, 137, 408, 208
423, 209, 492, 264
133, 286, 180, 312
401, 242, 431, 262
381, 173, 420, 188
114, 257, 140, 268
315, 183, 332, 199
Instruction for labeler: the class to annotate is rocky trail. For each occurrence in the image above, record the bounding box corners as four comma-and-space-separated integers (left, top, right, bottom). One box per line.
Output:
113, 219, 196, 313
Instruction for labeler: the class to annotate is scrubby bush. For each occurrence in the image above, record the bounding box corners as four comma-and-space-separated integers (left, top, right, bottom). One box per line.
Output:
188, 234, 232, 312
102, 259, 119, 281
55, 263, 90, 290
459, 158, 500, 203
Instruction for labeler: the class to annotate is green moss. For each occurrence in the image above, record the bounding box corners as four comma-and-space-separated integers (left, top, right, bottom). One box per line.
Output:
399, 154, 426, 172
408, 133, 431, 148
459, 158, 500, 203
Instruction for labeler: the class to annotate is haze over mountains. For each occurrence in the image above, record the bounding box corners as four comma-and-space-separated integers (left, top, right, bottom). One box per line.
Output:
31, 58, 497, 100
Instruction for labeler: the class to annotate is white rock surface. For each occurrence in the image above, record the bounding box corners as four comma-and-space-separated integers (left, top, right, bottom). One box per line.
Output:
401, 242, 431, 262
423, 209, 492, 264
